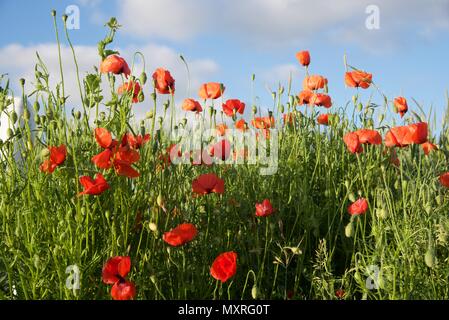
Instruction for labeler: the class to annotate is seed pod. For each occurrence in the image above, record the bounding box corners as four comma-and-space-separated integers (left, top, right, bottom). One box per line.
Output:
348, 192, 356, 203
424, 247, 435, 268
33, 101, 40, 112
345, 222, 354, 238
11, 111, 18, 124
251, 286, 258, 299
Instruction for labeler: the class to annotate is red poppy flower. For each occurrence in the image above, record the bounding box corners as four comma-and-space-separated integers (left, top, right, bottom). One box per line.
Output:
345, 70, 372, 89
235, 119, 248, 131
222, 99, 245, 117
102, 256, 136, 301
199, 82, 225, 100
255, 199, 275, 217
216, 123, 228, 136
152, 68, 175, 94
385, 122, 428, 147
182, 98, 203, 113
343, 132, 363, 154
354, 129, 382, 145
78, 173, 110, 196
122, 133, 150, 150
317, 114, 329, 125
421, 141, 437, 155
251, 116, 275, 129
163, 223, 198, 247
296, 50, 310, 67
92, 149, 113, 169
210, 251, 237, 283
39, 144, 67, 174
336, 289, 345, 299
100, 55, 131, 77
439, 172, 449, 188
118, 80, 143, 103
95, 128, 115, 149
311, 93, 332, 108
298, 90, 314, 105
210, 139, 231, 161
303, 75, 328, 91
347, 198, 368, 215
394, 97, 408, 118
192, 173, 225, 195
111, 281, 136, 301
113, 159, 140, 178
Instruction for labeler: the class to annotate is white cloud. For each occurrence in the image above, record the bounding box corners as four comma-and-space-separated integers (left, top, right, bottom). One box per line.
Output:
116, 0, 449, 50
0, 42, 219, 122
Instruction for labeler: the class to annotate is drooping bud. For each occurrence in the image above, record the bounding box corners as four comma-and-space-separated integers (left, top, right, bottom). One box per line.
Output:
345, 222, 354, 238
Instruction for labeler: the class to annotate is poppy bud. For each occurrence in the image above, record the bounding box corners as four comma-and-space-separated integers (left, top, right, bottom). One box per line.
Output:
51, 9, 56, 17
348, 192, 356, 202
366, 119, 374, 128
33, 101, 40, 112
279, 86, 284, 95
209, 106, 214, 115
345, 222, 354, 238
436, 195, 442, 206
150, 275, 157, 284
376, 208, 388, 219
11, 111, 18, 124
40, 148, 50, 158
252, 105, 257, 114
148, 222, 158, 232
27, 140, 33, 151
378, 114, 385, 123
181, 118, 187, 126
146, 111, 154, 119
158, 117, 163, 125
252, 74, 256, 81
140, 72, 147, 85
151, 92, 157, 101
6, 128, 14, 139
157, 193, 165, 208
105, 210, 110, 220
279, 105, 285, 113
344, 180, 350, 190
163, 101, 170, 111
271, 92, 276, 100
251, 286, 258, 299
19, 78, 25, 87
424, 247, 435, 268
352, 95, 358, 105
357, 103, 363, 112
23, 108, 31, 121
62, 14, 68, 22
74, 111, 81, 120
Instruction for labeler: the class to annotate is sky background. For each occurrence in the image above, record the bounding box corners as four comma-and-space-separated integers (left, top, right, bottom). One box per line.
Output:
0, 0, 448, 133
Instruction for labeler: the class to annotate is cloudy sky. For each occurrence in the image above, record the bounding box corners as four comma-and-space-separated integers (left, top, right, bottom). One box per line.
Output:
0, 0, 448, 130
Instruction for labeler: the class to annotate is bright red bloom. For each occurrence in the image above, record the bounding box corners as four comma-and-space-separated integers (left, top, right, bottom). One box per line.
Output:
222, 99, 245, 117
111, 281, 136, 301
210, 251, 237, 283
163, 223, 198, 247
298, 90, 314, 105
122, 133, 150, 150
421, 141, 437, 155
343, 132, 363, 154
317, 114, 329, 125
113, 160, 140, 178
152, 68, 175, 94
216, 123, 228, 136
95, 128, 114, 149
347, 198, 368, 215
296, 50, 310, 67
255, 199, 275, 217
345, 70, 372, 89
40, 144, 67, 174
102, 256, 136, 301
210, 139, 231, 161
251, 116, 275, 129
354, 129, 382, 145
192, 173, 225, 195
92, 149, 113, 169
118, 81, 143, 103
78, 173, 110, 196
384, 122, 428, 147
100, 55, 131, 77
182, 98, 203, 113
199, 82, 225, 100
303, 75, 328, 91
336, 289, 345, 299
311, 93, 332, 108
439, 172, 449, 188
394, 96, 408, 118
235, 119, 248, 131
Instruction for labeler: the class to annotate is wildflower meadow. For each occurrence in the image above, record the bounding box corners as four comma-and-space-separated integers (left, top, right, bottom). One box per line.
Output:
1, 11, 449, 302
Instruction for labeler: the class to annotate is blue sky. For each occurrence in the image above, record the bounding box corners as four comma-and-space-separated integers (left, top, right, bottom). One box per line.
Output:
1, 0, 448, 132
